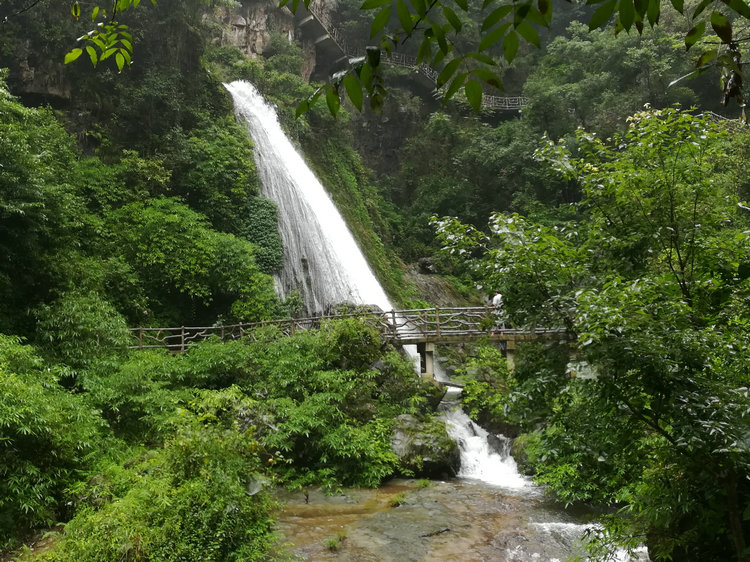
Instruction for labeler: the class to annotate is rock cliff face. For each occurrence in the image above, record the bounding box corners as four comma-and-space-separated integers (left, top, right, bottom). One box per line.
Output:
12, 41, 71, 103
214, 0, 296, 57
214, 0, 341, 81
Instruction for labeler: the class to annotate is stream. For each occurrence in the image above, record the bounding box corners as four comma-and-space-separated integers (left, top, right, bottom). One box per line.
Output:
273, 388, 649, 561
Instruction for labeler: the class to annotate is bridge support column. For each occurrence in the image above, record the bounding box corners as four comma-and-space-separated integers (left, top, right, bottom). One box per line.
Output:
416, 342, 435, 379
505, 340, 516, 370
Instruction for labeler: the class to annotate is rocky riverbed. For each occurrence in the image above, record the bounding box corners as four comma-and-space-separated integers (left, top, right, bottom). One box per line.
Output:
273, 478, 643, 561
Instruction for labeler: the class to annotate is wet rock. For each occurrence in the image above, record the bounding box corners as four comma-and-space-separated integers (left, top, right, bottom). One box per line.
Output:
391, 414, 460, 478
487, 433, 512, 457
417, 257, 437, 274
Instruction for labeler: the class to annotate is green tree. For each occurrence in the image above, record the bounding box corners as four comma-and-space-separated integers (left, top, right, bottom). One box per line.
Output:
434, 108, 750, 559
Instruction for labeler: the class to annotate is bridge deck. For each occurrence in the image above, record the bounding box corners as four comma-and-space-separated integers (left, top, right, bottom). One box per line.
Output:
129, 307, 570, 352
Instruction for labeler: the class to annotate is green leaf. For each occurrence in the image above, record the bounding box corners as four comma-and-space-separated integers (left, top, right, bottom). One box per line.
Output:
480, 22, 510, 51
120, 38, 133, 52
503, 30, 519, 62
342, 74, 363, 111
397, 0, 413, 34
359, 60, 373, 88
589, 0, 617, 29
516, 5, 548, 26
116, 52, 125, 70
670, 0, 683, 11
86, 45, 98, 66
71, 2, 81, 19
684, 21, 706, 50
695, 48, 718, 67
443, 6, 462, 32
371, 5, 392, 37
366, 46, 381, 67
434, 21, 449, 52
723, 0, 750, 19
295, 99, 310, 118
455, 0, 468, 9
717, 52, 742, 73
444, 72, 467, 102
417, 37, 432, 63
326, 87, 340, 115
466, 51, 498, 65
412, 0, 426, 16
482, 5, 512, 31
646, 0, 660, 25
361, 0, 391, 8
693, 0, 712, 18
64, 48, 83, 64
437, 57, 462, 88
619, 0, 635, 30
471, 67, 503, 88
710, 11, 732, 42
91, 6, 100, 20
516, 21, 540, 47
100, 47, 117, 60
465, 79, 483, 112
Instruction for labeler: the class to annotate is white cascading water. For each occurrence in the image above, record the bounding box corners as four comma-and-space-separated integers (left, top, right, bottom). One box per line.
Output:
225, 80, 393, 316
441, 387, 529, 489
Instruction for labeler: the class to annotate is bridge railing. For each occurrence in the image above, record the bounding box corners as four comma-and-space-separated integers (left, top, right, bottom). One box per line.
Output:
129, 307, 568, 352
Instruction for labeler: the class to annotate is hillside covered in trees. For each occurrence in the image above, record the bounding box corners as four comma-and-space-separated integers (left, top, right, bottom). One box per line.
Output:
1, 0, 749, 559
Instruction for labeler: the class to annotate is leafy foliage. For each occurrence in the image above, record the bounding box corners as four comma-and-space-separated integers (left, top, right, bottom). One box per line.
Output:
293, 0, 750, 114
39, 388, 275, 562
434, 108, 750, 559
0, 336, 105, 548
34, 291, 132, 369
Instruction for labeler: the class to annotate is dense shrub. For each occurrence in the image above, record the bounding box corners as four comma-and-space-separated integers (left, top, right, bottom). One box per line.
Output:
0, 336, 105, 548
34, 291, 132, 369
40, 389, 275, 562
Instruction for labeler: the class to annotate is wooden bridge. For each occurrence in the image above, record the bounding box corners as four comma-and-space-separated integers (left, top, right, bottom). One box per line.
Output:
296, 1, 528, 111
130, 307, 570, 374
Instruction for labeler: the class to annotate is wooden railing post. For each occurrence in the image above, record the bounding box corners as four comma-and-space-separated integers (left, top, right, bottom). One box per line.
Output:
435, 307, 441, 337
390, 310, 397, 340
138, 327, 143, 350
290, 318, 296, 336
180, 326, 185, 353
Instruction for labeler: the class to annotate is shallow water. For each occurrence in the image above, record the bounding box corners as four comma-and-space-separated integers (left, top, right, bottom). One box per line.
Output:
273, 478, 646, 561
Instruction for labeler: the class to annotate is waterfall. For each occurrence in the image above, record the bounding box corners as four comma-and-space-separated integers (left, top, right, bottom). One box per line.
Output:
225, 80, 393, 316
440, 387, 530, 489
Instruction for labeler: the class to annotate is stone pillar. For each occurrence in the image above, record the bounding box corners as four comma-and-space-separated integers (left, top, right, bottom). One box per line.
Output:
416, 342, 435, 379
505, 339, 516, 370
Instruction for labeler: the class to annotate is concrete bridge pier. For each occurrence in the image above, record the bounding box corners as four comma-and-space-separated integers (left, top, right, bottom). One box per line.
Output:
416, 342, 435, 379
504, 339, 516, 370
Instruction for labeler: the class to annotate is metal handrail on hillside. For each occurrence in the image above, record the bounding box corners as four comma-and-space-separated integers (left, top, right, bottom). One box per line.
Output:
302, 1, 528, 110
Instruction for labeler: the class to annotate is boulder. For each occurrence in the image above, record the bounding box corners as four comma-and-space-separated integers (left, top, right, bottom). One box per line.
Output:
391, 414, 460, 478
